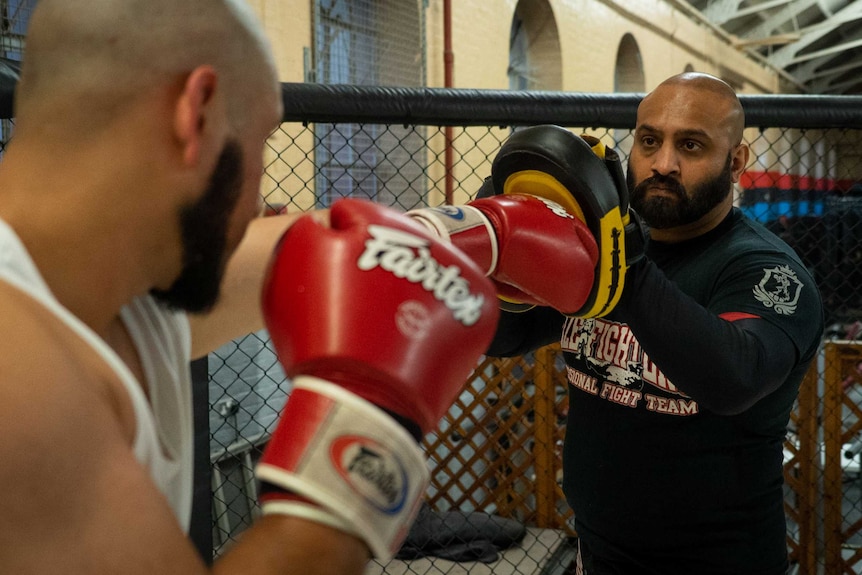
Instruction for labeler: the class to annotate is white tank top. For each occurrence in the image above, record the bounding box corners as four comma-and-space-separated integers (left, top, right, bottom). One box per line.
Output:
0, 219, 193, 531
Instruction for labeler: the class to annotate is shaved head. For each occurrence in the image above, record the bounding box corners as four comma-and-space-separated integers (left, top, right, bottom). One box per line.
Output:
628, 72, 750, 240
643, 72, 745, 147
16, 0, 278, 133
3, 0, 284, 316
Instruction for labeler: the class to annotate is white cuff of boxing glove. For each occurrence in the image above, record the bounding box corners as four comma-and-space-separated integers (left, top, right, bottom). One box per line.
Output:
260, 495, 355, 534
256, 375, 430, 561
406, 205, 498, 275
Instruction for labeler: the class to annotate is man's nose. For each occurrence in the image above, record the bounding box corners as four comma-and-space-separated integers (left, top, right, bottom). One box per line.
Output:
651, 144, 680, 177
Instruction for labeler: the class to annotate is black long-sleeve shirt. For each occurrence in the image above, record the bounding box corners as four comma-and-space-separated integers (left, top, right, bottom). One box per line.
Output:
485, 208, 824, 575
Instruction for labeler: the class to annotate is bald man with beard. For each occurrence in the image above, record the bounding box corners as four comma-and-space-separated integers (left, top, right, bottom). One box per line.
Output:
0, 1, 503, 573
485, 73, 824, 574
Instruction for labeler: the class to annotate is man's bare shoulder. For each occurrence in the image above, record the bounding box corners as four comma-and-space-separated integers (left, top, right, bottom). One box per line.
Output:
0, 281, 175, 571
0, 280, 135, 440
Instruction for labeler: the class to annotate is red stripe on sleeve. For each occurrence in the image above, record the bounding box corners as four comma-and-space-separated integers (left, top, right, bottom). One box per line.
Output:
719, 312, 761, 322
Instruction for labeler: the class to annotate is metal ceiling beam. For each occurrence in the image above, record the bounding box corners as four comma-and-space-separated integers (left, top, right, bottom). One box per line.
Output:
682, 0, 862, 93
732, 0, 797, 22
815, 71, 862, 93
768, 1, 862, 68
742, 0, 820, 42
702, 0, 743, 24
663, 0, 810, 91
810, 63, 862, 94
791, 38, 862, 82
785, 36, 862, 66
797, 57, 862, 82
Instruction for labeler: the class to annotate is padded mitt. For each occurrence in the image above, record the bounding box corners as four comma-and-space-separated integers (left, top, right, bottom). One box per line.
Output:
488, 125, 645, 317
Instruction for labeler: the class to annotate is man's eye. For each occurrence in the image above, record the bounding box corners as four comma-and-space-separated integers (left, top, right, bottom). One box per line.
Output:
682, 141, 701, 152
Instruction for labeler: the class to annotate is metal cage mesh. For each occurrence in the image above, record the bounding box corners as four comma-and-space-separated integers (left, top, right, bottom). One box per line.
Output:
210, 120, 862, 574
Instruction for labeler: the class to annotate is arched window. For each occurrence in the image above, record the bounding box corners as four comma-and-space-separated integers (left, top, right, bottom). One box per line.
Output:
614, 33, 645, 93
508, 0, 561, 91
312, 0, 426, 207
613, 33, 645, 154
313, 0, 423, 87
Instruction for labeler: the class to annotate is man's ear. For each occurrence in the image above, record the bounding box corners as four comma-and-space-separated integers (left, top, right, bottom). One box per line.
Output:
730, 143, 750, 183
174, 65, 221, 167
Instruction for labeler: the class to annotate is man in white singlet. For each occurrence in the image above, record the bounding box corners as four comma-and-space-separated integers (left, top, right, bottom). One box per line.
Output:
0, 1, 458, 574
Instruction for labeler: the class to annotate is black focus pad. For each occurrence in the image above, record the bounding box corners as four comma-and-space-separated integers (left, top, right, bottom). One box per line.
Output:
491, 124, 622, 243
475, 175, 496, 200
489, 124, 635, 317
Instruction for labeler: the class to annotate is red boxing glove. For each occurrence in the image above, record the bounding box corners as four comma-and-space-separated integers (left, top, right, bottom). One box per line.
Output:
255, 198, 498, 560
408, 194, 599, 314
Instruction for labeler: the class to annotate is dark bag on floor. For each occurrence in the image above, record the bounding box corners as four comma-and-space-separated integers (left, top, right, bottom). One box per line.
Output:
396, 503, 527, 563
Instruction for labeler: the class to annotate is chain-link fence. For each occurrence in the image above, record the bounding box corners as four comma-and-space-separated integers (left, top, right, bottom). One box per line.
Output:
1, 76, 860, 573
205, 85, 862, 574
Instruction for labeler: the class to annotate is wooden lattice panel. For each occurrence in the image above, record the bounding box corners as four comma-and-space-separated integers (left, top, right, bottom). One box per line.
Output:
823, 342, 862, 575
783, 362, 819, 574
424, 344, 831, 569
424, 345, 575, 534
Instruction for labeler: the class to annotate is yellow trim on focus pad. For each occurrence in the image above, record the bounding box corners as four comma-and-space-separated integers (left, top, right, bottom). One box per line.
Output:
589, 140, 606, 159
503, 170, 587, 223
580, 134, 606, 159
581, 209, 626, 318
501, 165, 630, 318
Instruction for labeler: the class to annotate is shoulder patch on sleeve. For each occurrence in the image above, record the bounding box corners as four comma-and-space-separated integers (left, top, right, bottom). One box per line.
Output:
752, 265, 804, 315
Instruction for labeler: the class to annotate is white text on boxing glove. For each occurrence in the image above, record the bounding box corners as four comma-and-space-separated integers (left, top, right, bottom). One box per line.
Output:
357, 224, 486, 326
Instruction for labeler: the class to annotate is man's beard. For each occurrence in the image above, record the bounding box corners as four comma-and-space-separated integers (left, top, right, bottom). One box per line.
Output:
151, 139, 244, 313
628, 154, 733, 229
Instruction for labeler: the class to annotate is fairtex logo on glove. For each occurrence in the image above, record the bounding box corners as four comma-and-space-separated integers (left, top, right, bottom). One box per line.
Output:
357, 225, 486, 326
330, 435, 409, 514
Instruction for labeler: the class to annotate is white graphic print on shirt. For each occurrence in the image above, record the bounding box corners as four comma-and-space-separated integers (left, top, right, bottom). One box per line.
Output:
560, 316, 700, 416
